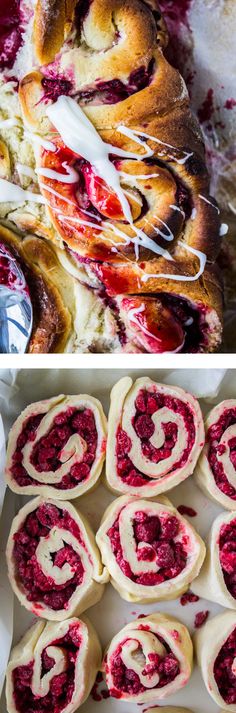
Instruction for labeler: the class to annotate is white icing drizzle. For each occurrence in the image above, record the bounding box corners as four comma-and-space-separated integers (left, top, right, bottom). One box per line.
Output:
145, 215, 174, 242
191, 207, 197, 220
39, 182, 75, 206
0, 118, 20, 129
118, 126, 194, 165
16, 164, 37, 180
119, 171, 160, 180
141, 241, 206, 282
0, 178, 46, 204
170, 204, 185, 218
228, 201, 236, 215
198, 193, 220, 214
219, 222, 228, 236
127, 303, 183, 353
46, 97, 133, 224
36, 162, 79, 184
35, 95, 207, 280
24, 130, 57, 152
0, 81, 18, 93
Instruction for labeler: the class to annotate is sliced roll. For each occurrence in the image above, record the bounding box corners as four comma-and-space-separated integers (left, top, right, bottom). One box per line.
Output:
194, 610, 236, 710
195, 400, 236, 510
96, 494, 205, 602
5, 394, 107, 498
6, 616, 101, 713
6, 496, 108, 620
192, 510, 236, 609
103, 612, 193, 702
106, 376, 204, 497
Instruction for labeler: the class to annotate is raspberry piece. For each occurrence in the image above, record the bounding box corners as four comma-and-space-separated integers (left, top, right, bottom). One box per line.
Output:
116, 428, 132, 454
156, 542, 175, 568
177, 504, 197, 517
135, 391, 147, 413
160, 515, 179, 539
36, 503, 60, 527
194, 610, 209, 628
134, 414, 155, 439
70, 462, 90, 480
180, 591, 199, 606
146, 396, 158, 414
134, 515, 160, 543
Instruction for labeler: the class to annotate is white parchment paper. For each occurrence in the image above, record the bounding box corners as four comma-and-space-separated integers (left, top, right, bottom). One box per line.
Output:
0, 367, 235, 713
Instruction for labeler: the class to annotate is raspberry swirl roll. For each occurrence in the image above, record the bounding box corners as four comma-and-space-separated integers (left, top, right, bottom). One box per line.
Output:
18, 0, 223, 353
106, 377, 204, 497
103, 613, 192, 701
192, 511, 236, 610
6, 616, 101, 713
195, 611, 236, 710
195, 400, 236, 510
5, 394, 107, 498
96, 494, 205, 602
6, 497, 108, 620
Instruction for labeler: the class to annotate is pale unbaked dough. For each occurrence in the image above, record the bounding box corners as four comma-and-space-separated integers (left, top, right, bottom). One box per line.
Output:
194, 610, 236, 711
192, 510, 236, 609
96, 494, 205, 602
195, 400, 236, 510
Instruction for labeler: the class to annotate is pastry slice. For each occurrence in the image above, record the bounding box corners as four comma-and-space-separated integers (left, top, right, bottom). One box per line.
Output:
102, 612, 193, 701
5, 394, 107, 498
195, 400, 236, 509
195, 610, 236, 710
7, 496, 108, 619
6, 616, 101, 713
192, 510, 236, 610
106, 376, 205, 497
96, 494, 205, 602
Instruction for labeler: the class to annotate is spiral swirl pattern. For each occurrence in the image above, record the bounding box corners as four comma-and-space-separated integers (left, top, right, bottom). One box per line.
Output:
96, 494, 205, 602
6, 616, 101, 713
5, 393, 107, 498
7, 496, 108, 620
103, 613, 192, 701
106, 376, 204, 496
195, 611, 236, 710
196, 400, 236, 510
17, 0, 223, 353
192, 511, 236, 610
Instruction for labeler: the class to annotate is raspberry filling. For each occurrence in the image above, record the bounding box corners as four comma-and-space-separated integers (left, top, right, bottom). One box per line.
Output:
76, 60, 155, 106
108, 510, 187, 585
219, 519, 236, 598
110, 633, 180, 697
208, 408, 236, 499
13, 503, 86, 610
12, 622, 81, 713
213, 627, 236, 705
0, 242, 29, 295
10, 407, 98, 490
116, 388, 195, 487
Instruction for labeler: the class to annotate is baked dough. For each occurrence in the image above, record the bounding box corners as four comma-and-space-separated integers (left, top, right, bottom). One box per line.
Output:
195, 400, 236, 510
194, 610, 236, 710
106, 376, 205, 496
6, 496, 109, 620
5, 394, 107, 498
16, 0, 223, 353
192, 510, 236, 609
103, 612, 193, 701
96, 494, 205, 602
6, 616, 101, 713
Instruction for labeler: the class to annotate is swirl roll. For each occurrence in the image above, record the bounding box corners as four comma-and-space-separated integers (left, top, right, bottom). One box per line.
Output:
6, 496, 108, 620
192, 511, 236, 610
6, 616, 101, 713
106, 376, 204, 496
194, 611, 236, 710
96, 494, 205, 602
103, 613, 192, 702
5, 394, 107, 498
195, 400, 236, 510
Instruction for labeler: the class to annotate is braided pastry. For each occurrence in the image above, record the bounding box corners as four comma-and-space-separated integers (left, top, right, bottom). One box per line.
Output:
6, 496, 108, 619
106, 376, 204, 497
194, 610, 236, 710
8, 0, 223, 353
102, 612, 193, 701
96, 494, 205, 602
195, 400, 236, 510
6, 616, 101, 713
5, 394, 107, 498
192, 510, 236, 610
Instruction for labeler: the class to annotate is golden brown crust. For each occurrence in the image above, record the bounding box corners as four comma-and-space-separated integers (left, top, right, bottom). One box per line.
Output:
18, 0, 223, 351
0, 224, 72, 352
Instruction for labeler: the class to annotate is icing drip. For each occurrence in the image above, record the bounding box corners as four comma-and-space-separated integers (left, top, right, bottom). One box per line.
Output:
0, 178, 46, 204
